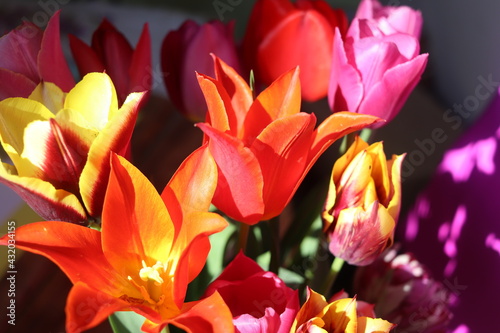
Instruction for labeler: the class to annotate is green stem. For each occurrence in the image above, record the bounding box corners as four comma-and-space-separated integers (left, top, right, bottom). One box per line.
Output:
339, 132, 357, 155
237, 223, 250, 254
321, 257, 345, 297
360, 128, 373, 143
268, 217, 280, 274
161, 326, 170, 333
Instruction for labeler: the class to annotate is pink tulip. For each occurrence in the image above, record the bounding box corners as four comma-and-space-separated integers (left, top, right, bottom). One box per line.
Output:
328, 19, 428, 126
0, 11, 74, 99
355, 0, 423, 38
161, 20, 241, 121
203, 252, 299, 333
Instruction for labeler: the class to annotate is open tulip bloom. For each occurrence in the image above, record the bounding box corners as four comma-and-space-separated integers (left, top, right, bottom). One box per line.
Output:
196, 56, 381, 224
0, 72, 145, 224
0, 149, 234, 333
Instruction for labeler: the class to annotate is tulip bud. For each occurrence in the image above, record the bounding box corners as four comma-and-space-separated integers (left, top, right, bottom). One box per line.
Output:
322, 136, 404, 266
161, 20, 241, 122
354, 248, 453, 332
242, 0, 348, 102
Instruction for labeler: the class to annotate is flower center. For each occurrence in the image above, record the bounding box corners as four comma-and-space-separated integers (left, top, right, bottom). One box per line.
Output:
127, 260, 169, 307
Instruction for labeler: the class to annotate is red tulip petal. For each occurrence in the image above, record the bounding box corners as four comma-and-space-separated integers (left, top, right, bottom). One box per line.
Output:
101, 153, 175, 275
250, 113, 315, 220
38, 11, 75, 91
0, 21, 42, 81
0, 68, 37, 99
91, 19, 133, 103
69, 34, 106, 76
256, 10, 333, 101
197, 123, 264, 224
128, 23, 152, 95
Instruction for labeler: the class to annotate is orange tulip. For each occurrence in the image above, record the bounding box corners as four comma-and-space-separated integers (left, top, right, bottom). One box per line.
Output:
291, 288, 394, 332
322, 136, 405, 265
0, 149, 233, 333
196, 57, 381, 224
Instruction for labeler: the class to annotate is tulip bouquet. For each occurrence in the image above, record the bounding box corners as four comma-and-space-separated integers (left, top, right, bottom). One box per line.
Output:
0, 0, 455, 332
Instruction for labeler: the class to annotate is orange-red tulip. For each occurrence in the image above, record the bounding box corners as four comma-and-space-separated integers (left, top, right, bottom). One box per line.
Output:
196, 57, 381, 224
0, 149, 234, 333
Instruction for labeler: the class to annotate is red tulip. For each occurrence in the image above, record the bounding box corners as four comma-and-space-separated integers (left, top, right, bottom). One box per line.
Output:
162, 20, 241, 121
196, 56, 381, 224
0, 149, 233, 333
242, 0, 348, 102
204, 252, 299, 333
69, 18, 151, 105
0, 10, 74, 99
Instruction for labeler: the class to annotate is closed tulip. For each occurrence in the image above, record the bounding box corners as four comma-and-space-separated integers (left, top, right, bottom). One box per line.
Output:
355, 0, 423, 38
328, 19, 428, 126
242, 0, 348, 102
322, 136, 404, 266
161, 20, 241, 121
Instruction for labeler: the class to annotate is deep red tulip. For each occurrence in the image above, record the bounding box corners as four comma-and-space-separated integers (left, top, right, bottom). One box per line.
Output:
69, 18, 151, 105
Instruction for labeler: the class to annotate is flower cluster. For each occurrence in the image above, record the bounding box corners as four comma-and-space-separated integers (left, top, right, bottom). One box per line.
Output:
0, 0, 453, 332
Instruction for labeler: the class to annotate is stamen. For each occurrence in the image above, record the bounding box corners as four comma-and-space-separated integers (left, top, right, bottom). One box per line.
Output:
139, 260, 165, 286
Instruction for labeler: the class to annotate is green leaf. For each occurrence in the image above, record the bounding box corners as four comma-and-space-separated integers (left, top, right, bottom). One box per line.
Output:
109, 311, 147, 333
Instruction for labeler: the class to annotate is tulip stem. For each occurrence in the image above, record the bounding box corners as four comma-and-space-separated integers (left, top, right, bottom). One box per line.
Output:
339, 132, 357, 155
237, 223, 250, 254
268, 217, 280, 274
321, 257, 345, 297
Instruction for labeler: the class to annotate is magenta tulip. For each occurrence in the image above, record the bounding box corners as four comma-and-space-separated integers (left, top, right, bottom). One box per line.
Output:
328, 19, 428, 126
355, 0, 423, 38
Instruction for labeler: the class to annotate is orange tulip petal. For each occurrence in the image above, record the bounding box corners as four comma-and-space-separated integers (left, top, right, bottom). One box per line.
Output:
162, 144, 217, 218
172, 292, 235, 333
65, 282, 133, 333
102, 153, 175, 274
310, 112, 381, 166
0, 221, 117, 288
213, 56, 253, 136
197, 123, 264, 224
244, 67, 301, 145
250, 113, 315, 220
